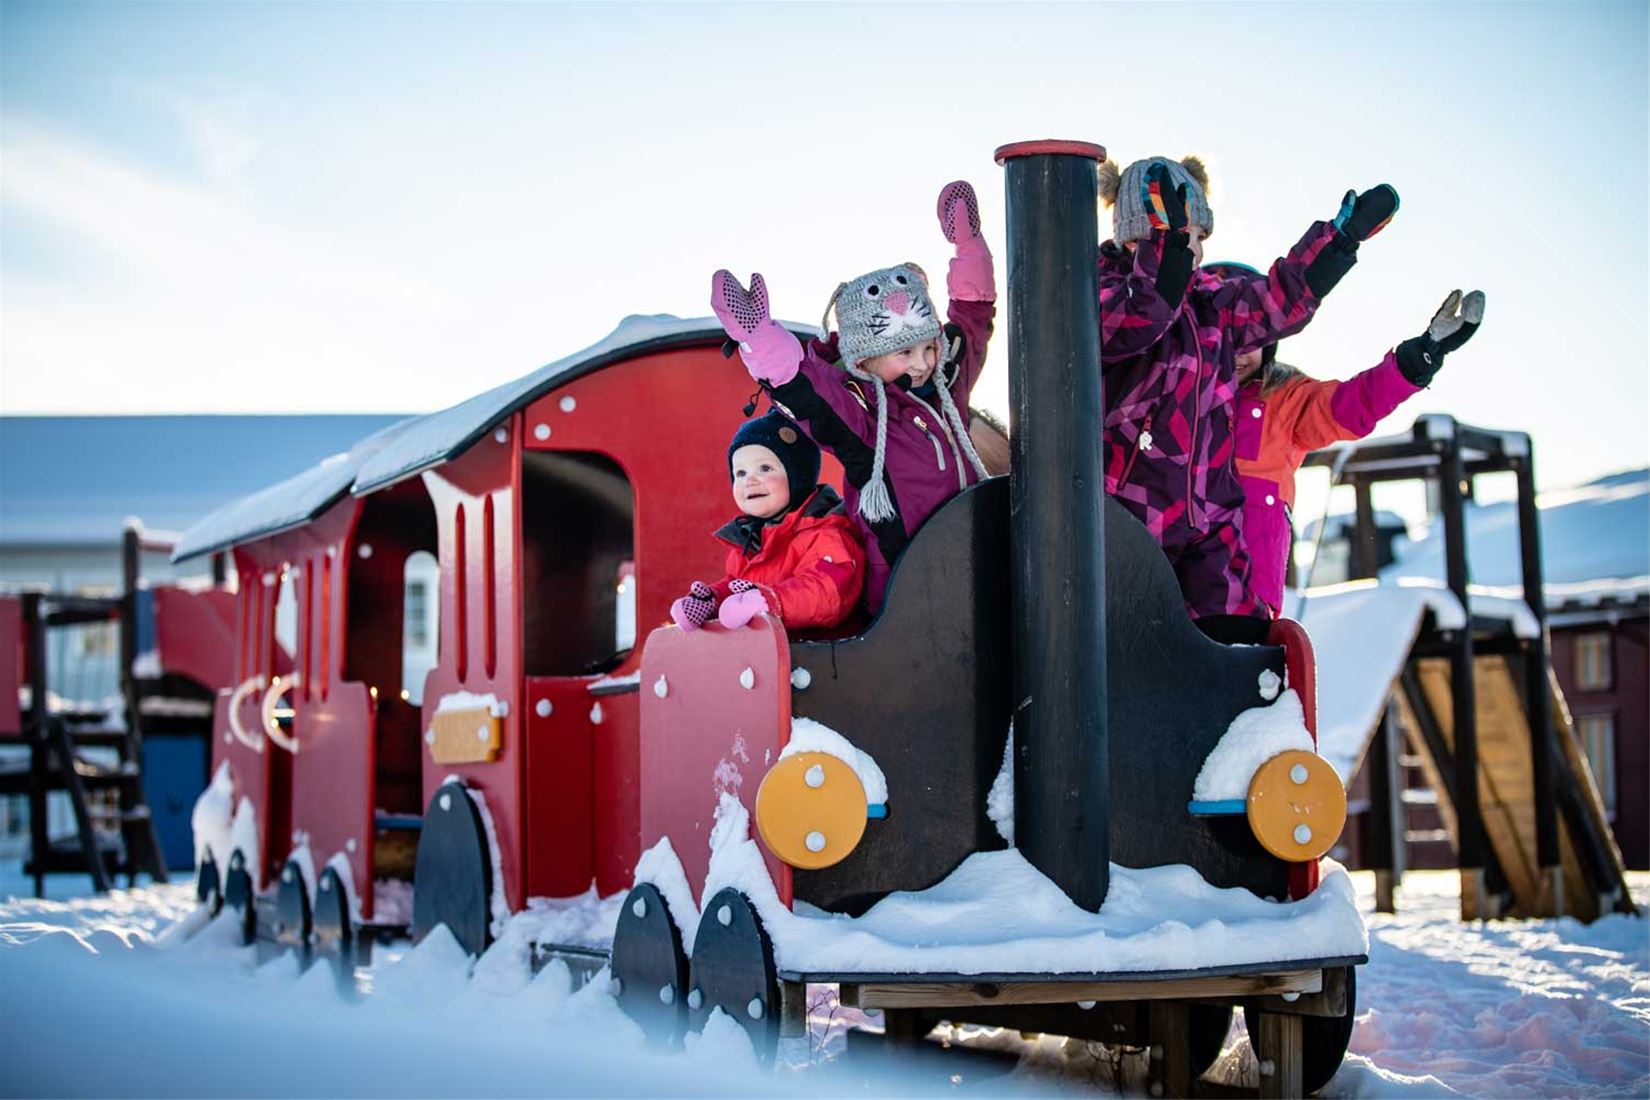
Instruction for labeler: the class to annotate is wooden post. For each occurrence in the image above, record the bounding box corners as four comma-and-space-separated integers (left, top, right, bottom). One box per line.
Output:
1148, 1001, 1193, 1098
1438, 434, 1487, 919
1512, 441, 1561, 916
1367, 702, 1404, 914
1254, 1011, 1304, 1099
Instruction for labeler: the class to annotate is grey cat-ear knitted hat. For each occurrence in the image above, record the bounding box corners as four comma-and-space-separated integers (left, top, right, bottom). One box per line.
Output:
822, 264, 942, 370
1098, 155, 1213, 245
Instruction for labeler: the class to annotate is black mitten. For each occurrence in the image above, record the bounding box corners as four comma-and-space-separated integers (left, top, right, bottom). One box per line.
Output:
1145, 163, 1196, 309
1306, 184, 1400, 299
1395, 290, 1486, 387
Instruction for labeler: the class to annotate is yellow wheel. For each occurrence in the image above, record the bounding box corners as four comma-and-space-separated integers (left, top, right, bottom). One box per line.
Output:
753, 752, 868, 870
1246, 750, 1346, 862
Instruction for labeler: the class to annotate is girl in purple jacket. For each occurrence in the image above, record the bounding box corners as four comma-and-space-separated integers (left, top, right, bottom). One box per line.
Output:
1096, 154, 1398, 642
709, 181, 995, 614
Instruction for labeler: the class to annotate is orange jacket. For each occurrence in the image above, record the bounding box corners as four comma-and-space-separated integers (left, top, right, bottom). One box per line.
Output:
709, 487, 865, 633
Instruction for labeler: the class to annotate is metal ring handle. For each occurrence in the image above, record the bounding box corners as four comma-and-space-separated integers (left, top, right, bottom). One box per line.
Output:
226, 675, 266, 753
261, 673, 301, 754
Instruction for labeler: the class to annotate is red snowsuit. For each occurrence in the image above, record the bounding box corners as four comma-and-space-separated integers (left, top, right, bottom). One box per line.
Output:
709, 486, 866, 633
1097, 221, 1341, 620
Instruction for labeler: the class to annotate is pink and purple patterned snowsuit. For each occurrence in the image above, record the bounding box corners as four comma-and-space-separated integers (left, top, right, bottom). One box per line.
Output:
1098, 221, 1341, 620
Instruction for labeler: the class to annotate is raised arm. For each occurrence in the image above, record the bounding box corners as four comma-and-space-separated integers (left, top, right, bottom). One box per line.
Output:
936, 180, 997, 402
1098, 164, 1198, 363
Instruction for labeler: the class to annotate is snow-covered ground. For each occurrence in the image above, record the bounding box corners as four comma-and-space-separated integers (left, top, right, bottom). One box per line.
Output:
0, 865, 1643, 1097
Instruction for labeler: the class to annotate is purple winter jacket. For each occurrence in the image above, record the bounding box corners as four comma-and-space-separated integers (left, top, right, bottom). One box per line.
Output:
1098, 222, 1340, 548
769, 297, 994, 613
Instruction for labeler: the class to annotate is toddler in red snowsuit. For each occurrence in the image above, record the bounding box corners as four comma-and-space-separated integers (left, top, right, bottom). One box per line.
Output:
669, 410, 866, 635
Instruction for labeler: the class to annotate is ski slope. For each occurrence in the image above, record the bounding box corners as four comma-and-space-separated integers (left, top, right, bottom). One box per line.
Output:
0, 866, 1642, 1097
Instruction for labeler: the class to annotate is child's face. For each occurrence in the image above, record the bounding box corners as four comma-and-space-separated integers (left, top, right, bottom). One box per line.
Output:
1235, 348, 1265, 382
863, 339, 940, 388
730, 444, 790, 520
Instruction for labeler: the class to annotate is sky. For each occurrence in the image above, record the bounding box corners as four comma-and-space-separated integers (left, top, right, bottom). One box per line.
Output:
2, 1, 1647, 523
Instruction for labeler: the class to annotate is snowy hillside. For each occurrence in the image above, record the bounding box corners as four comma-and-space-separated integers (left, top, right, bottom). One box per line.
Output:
0, 868, 1642, 1097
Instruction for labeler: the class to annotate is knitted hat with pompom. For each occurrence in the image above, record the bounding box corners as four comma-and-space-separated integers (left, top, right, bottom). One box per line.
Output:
1098, 155, 1213, 245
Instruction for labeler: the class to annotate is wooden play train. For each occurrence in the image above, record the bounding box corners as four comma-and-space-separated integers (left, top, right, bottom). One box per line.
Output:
176, 143, 1361, 1097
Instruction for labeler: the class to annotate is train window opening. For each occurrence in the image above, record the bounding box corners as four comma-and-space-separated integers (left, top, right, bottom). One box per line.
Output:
346, 480, 439, 816
522, 450, 635, 676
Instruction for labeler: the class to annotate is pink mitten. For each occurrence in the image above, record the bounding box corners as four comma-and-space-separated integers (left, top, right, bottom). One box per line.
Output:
937, 181, 995, 302
717, 580, 770, 629
670, 581, 718, 631
710, 270, 802, 386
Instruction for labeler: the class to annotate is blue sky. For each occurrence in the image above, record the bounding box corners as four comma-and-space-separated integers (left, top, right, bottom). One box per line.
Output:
3, 1, 1646, 520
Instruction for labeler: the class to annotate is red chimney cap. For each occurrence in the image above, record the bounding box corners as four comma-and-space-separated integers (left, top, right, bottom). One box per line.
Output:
994, 140, 1107, 165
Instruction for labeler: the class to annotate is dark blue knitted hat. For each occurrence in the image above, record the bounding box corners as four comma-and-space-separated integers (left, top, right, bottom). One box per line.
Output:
727, 410, 821, 512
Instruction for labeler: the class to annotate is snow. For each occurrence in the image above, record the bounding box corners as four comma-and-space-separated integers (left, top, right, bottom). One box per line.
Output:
633, 837, 703, 951
434, 689, 508, 717
130, 649, 162, 679
284, 836, 318, 908
694, 789, 1366, 977
0, 860, 1642, 1097
780, 717, 889, 806
587, 671, 641, 692
190, 761, 234, 867
512, 886, 625, 952
1192, 690, 1316, 802
457, 781, 512, 940
370, 877, 411, 926
987, 724, 1014, 844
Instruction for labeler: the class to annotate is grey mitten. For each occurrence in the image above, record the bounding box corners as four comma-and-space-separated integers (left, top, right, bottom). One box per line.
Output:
1396, 290, 1485, 387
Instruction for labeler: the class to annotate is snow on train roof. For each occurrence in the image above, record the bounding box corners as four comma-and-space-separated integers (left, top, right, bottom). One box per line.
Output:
171, 416, 419, 561
175, 314, 813, 561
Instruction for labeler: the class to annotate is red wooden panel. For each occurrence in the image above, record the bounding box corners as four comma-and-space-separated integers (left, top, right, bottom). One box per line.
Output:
638, 619, 792, 908
154, 587, 238, 692
290, 681, 376, 914
420, 422, 526, 911
1272, 618, 1323, 899
0, 597, 21, 737
523, 676, 595, 898
592, 689, 640, 897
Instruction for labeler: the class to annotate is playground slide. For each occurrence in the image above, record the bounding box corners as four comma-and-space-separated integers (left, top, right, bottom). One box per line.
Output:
1295, 578, 1633, 921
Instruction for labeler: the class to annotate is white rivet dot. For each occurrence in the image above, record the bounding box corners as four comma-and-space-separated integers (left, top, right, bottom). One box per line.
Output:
805, 831, 826, 853
804, 764, 825, 788
1282, 991, 1301, 1002
746, 997, 765, 1020
1265, 494, 1277, 506
357, 544, 373, 559
717, 905, 731, 926
823, 555, 832, 563
494, 427, 508, 443
791, 667, 812, 690
283, 867, 294, 882
559, 396, 576, 413
1293, 824, 1313, 845
739, 668, 754, 690
1251, 407, 1263, 419
346, 837, 357, 853
687, 987, 702, 1010
632, 896, 647, 919
224, 731, 232, 743
535, 699, 552, 718
439, 793, 452, 812
425, 729, 436, 745
320, 877, 331, 892
610, 977, 624, 998
1078, 1000, 1096, 1010
590, 702, 604, 724
653, 675, 668, 699
659, 985, 675, 1005
476, 725, 489, 742
1290, 764, 1309, 785
533, 424, 550, 440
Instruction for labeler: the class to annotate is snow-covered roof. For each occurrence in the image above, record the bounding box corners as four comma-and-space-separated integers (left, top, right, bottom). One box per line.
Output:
175, 314, 812, 561
1386, 468, 1649, 608
171, 417, 418, 561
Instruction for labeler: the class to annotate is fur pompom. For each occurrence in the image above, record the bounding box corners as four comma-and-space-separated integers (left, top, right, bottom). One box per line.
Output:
1180, 155, 1209, 194
1097, 159, 1121, 207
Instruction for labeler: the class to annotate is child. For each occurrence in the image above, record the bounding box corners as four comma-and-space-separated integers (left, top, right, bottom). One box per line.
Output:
1097, 154, 1398, 643
669, 409, 866, 634
1205, 266, 1486, 615
709, 180, 995, 613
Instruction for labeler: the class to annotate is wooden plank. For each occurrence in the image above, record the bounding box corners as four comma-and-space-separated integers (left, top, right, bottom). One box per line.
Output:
854, 969, 1321, 1009
427, 706, 500, 766
1254, 1012, 1304, 1099
1550, 670, 1632, 907
1149, 1001, 1193, 1098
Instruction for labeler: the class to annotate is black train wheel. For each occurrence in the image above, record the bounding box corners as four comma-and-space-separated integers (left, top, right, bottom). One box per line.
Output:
222, 848, 257, 946
1244, 966, 1356, 1096
312, 865, 355, 979
1188, 1003, 1234, 1079
195, 850, 223, 915
610, 883, 690, 1047
272, 859, 312, 953
412, 781, 493, 957
686, 888, 780, 1065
